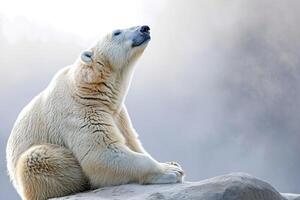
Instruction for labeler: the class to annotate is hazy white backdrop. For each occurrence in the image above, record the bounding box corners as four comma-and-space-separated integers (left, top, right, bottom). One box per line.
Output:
1, 0, 300, 199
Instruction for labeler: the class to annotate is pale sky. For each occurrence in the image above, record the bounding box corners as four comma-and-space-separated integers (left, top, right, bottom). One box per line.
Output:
0, 0, 165, 41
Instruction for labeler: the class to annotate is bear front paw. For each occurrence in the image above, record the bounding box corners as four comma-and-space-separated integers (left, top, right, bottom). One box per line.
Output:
141, 162, 184, 184
165, 161, 182, 169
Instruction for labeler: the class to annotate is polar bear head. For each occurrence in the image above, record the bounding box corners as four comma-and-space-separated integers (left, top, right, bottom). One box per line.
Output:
72, 26, 151, 106
80, 25, 150, 73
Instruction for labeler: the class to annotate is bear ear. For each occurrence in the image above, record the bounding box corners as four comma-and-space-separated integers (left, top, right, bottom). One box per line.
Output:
80, 50, 94, 65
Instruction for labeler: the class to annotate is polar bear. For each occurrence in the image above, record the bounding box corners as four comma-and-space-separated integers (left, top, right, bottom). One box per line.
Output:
6, 25, 184, 200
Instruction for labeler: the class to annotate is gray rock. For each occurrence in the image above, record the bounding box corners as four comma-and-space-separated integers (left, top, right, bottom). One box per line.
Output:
282, 193, 300, 200
52, 173, 299, 200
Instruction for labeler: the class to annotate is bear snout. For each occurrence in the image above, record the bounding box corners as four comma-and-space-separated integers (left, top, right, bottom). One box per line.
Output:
139, 25, 150, 34
131, 25, 151, 47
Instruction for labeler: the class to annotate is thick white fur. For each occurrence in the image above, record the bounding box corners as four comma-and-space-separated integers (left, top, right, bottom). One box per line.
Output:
6, 26, 184, 200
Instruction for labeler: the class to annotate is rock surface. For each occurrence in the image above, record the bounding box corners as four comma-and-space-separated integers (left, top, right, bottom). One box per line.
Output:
52, 173, 300, 200
283, 193, 300, 200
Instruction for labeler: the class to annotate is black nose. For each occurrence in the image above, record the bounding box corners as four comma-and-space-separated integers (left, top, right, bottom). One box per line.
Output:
140, 25, 150, 33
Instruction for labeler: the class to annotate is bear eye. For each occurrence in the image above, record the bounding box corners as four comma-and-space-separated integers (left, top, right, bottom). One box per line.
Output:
113, 30, 121, 36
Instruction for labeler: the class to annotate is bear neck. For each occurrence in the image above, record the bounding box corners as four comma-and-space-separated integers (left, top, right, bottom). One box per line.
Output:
72, 63, 136, 113
112, 63, 136, 110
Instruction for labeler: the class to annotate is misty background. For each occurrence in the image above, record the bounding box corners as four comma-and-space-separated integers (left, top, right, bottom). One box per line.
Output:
1, 0, 300, 199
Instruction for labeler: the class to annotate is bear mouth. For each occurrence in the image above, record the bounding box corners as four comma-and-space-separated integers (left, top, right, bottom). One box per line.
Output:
132, 33, 151, 47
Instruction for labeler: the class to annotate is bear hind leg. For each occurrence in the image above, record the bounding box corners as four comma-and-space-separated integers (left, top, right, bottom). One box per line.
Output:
16, 144, 89, 200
